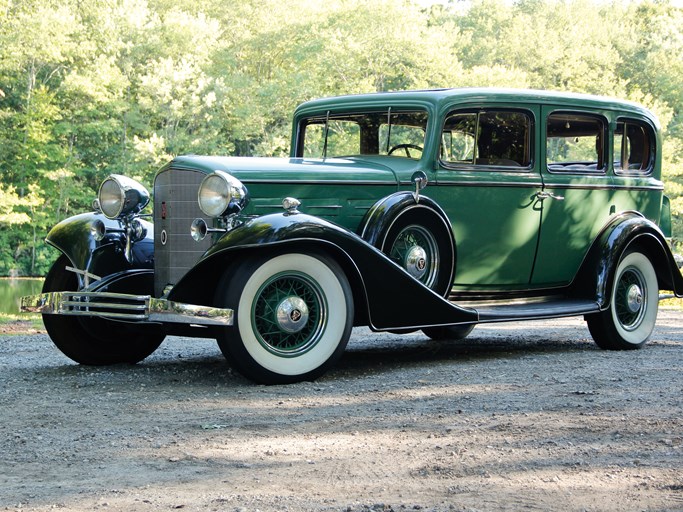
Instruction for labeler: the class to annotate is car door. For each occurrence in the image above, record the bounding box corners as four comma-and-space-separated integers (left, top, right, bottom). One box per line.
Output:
531, 106, 614, 286
430, 105, 543, 289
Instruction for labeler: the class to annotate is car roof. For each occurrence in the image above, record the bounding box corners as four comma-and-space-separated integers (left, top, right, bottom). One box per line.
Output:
294, 87, 657, 122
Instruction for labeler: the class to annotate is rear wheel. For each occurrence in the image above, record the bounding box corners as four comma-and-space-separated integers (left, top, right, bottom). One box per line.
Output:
42, 255, 164, 364
587, 250, 658, 350
216, 253, 353, 384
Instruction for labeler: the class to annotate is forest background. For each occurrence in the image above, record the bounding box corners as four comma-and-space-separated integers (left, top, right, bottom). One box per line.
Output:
1, 0, 682, 276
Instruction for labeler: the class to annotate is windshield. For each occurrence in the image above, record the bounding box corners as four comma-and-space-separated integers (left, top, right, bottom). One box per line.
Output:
298, 110, 428, 159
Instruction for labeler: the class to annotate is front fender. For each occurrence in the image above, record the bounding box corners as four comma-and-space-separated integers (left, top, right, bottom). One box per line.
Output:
46, 212, 154, 280
572, 212, 683, 306
170, 212, 477, 331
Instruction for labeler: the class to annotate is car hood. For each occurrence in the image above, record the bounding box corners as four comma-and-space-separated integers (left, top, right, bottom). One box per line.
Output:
168, 155, 406, 185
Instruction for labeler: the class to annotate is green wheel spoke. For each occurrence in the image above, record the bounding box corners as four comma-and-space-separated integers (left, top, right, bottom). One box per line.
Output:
251, 272, 326, 357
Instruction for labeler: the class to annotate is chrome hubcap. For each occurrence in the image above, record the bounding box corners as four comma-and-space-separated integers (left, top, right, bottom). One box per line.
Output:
405, 246, 428, 280
389, 224, 439, 289
276, 296, 309, 333
626, 284, 643, 314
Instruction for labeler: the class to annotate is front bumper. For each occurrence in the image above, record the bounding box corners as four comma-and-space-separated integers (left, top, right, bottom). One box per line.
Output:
21, 291, 233, 327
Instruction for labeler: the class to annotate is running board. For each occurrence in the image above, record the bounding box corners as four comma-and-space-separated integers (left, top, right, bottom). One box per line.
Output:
475, 299, 601, 323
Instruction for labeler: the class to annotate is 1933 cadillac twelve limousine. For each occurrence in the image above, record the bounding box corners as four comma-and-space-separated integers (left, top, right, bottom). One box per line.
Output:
22, 88, 683, 384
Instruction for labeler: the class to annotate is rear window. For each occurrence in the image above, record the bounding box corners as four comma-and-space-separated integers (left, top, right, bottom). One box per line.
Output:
614, 119, 655, 175
547, 113, 606, 173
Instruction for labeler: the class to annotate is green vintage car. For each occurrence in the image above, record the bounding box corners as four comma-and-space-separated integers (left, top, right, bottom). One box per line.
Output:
22, 88, 683, 383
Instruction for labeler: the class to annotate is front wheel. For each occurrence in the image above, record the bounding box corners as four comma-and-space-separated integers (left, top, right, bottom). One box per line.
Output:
216, 253, 354, 384
586, 250, 659, 350
42, 255, 165, 365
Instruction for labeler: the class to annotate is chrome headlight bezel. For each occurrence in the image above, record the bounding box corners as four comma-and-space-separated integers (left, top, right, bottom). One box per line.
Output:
98, 174, 150, 220
197, 171, 249, 217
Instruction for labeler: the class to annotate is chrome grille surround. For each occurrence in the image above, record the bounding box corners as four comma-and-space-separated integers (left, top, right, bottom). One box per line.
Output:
154, 167, 213, 297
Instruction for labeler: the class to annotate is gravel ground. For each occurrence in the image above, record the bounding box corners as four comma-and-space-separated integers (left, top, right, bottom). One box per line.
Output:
1, 310, 682, 511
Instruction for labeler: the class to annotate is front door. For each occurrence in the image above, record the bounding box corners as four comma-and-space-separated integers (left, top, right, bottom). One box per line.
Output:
431, 105, 543, 290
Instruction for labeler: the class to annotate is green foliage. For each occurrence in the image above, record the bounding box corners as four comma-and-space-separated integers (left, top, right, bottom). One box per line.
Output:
0, 0, 683, 275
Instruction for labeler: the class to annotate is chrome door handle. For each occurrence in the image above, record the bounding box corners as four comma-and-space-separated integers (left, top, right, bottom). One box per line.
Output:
535, 190, 565, 201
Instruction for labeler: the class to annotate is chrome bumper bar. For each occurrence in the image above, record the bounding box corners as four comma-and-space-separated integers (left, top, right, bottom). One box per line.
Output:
21, 291, 233, 327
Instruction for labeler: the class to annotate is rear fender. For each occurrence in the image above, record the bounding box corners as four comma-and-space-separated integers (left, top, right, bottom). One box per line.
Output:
573, 212, 683, 307
169, 212, 477, 331
46, 212, 154, 286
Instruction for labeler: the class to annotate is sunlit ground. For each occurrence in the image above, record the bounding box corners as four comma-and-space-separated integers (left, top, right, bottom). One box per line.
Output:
660, 293, 683, 310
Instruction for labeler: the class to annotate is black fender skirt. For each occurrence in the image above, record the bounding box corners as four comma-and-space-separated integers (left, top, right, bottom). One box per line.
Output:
170, 212, 478, 331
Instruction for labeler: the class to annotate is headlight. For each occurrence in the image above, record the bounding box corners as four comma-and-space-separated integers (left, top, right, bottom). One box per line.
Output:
98, 175, 150, 219
197, 171, 248, 217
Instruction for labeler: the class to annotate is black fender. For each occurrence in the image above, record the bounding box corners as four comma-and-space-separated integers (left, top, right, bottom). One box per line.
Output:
169, 211, 477, 331
358, 191, 453, 247
45, 212, 154, 285
357, 191, 456, 295
572, 212, 683, 307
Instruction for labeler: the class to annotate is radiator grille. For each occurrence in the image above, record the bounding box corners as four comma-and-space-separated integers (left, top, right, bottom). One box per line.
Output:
154, 168, 212, 297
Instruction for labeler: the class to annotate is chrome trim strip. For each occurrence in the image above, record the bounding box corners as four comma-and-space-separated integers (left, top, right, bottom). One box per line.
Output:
253, 204, 343, 209
431, 181, 663, 191
544, 183, 664, 192
241, 179, 390, 185
430, 181, 544, 188
21, 292, 234, 327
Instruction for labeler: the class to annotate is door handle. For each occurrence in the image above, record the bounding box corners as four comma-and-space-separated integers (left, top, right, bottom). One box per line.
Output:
535, 190, 565, 201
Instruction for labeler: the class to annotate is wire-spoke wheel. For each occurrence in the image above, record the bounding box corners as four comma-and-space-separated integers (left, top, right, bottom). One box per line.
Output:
587, 250, 658, 350
216, 253, 353, 384
389, 224, 440, 289
380, 207, 454, 297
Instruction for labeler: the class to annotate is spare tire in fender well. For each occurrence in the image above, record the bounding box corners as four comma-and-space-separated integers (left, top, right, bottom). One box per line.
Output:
358, 192, 455, 297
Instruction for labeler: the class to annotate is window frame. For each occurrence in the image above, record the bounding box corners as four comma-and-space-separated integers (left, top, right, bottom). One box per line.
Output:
296, 109, 429, 159
438, 107, 535, 172
613, 117, 656, 177
545, 111, 609, 176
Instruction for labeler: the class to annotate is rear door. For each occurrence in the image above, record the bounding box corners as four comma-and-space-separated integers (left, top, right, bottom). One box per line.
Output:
531, 106, 613, 286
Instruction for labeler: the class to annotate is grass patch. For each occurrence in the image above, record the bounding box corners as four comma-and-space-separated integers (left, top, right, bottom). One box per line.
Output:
660, 293, 683, 311
0, 312, 45, 333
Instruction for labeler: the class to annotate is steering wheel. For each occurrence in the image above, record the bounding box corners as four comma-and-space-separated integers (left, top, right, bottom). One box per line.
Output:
388, 143, 423, 158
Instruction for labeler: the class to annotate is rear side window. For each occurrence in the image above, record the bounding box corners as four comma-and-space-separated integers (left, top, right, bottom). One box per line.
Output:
547, 113, 606, 172
614, 119, 655, 174
441, 110, 532, 168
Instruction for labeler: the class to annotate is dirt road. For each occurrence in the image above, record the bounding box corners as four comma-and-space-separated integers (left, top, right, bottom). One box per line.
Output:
1, 310, 682, 511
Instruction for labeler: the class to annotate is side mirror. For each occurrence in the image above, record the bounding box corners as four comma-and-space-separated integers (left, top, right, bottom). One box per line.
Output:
411, 171, 428, 203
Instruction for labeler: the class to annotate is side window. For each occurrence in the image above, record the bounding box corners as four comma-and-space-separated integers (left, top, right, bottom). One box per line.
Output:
614, 119, 654, 174
300, 111, 428, 159
441, 110, 532, 168
547, 113, 606, 172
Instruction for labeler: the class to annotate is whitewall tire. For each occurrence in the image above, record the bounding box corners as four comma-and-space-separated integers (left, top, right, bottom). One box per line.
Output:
216, 252, 353, 384
587, 250, 658, 350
